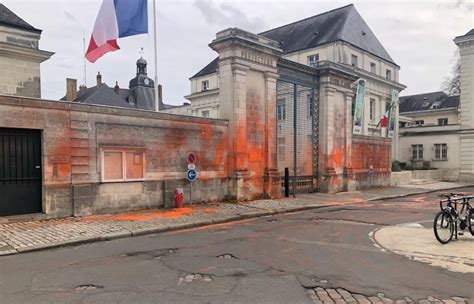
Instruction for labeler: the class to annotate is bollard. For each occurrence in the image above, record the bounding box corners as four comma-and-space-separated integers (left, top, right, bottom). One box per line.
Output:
284, 168, 290, 197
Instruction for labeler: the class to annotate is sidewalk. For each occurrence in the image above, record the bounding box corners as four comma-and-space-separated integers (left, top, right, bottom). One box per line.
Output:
0, 181, 471, 256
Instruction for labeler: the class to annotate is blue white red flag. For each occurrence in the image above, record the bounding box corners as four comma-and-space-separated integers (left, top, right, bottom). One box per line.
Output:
86, 0, 148, 63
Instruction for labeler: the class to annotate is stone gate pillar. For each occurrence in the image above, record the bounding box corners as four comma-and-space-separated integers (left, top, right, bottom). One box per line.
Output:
210, 28, 283, 200
316, 63, 358, 193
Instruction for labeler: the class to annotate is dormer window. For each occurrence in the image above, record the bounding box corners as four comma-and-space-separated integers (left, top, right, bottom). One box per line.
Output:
308, 54, 319, 67
431, 102, 441, 109
202, 80, 209, 91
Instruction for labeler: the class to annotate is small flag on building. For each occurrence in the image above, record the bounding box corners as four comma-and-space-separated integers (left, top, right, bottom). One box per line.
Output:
380, 110, 389, 128
86, 0, 148, 63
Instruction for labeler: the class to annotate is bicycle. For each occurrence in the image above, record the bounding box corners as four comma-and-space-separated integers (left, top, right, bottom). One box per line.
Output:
433, 193, 474, 244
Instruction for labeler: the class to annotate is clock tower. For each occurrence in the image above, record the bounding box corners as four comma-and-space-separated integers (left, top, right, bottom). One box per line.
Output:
129, 57, 156, 111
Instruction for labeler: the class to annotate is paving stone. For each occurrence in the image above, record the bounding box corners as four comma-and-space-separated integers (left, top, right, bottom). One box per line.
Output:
353, 294, 371, 304
337, 289, 357, 302
327, 289, 342, 299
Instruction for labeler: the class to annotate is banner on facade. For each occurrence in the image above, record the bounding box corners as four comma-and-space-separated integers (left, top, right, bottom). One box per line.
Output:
353, 79, 366, 135
388, 89, 398, 138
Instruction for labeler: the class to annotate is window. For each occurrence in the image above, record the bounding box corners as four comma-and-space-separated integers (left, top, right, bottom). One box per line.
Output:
307, 94, 314, 117
351, 54, 358, 67
438, 118, 448, 126
277, 137, 285, 161
277, 98, 286, 121
399, 122, 407, 128
370, 62, 376, 74
201, 80, 209, 91
386, 69, 391, 80
102, 148, 145, 182
201, 110, 209, 118
369, 98, 376, 121
415, 120, 424, 126
434, 144, 448, 160
411, 145, 423, 161
307, 54, 319, 67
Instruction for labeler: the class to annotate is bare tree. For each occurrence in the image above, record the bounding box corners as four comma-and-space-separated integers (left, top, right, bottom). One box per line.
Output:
442, 50, 461, 96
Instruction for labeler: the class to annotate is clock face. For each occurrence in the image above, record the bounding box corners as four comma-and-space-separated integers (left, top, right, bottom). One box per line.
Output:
144, 78, 150, 85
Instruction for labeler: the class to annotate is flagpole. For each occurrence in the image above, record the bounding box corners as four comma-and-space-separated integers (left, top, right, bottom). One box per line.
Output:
153, 0, 159, 112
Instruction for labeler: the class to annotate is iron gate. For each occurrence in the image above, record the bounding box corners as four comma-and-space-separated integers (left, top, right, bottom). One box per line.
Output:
0, 128, 42, 216
277, 60, 319, 195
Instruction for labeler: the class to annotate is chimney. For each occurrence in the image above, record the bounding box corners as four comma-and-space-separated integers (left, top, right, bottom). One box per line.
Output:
66, 78, 77, 101
96, 71, 102, 87
114, 81, 120, 94
79, 84, 87, 92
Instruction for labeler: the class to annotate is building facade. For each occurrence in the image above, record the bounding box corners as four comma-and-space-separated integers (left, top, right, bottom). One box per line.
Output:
0, 4, 53, 98
397, 29, 473, 182
456, 29, 474, 182
164, 4, 406, 157
398, 92, 460, 180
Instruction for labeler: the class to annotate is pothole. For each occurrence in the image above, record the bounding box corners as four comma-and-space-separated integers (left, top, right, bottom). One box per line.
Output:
217, 253, 238, 259
267, 219, 281, 222
125, 248, 179, 259
74, 284, 103, 291
178, 273, 213, 285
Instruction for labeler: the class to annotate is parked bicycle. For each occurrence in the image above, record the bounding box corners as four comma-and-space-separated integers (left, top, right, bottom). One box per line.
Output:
433, 193, 474, 244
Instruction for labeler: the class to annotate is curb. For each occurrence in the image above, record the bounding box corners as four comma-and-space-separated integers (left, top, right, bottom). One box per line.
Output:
1, 184, 472, 257
366, 184, 474, 202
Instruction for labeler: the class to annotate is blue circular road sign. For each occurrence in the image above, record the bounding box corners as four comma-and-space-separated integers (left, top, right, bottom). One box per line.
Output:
187, 169, 197, 182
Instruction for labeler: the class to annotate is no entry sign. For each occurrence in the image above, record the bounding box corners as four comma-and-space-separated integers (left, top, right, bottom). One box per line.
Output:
186, 152, 197, 164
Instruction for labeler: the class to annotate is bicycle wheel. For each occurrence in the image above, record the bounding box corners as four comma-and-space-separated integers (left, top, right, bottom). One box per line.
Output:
468, 210, 474, 236
433, 211, 453, 244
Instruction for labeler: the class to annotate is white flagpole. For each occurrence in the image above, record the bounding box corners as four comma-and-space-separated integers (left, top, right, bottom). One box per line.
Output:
153, 0, 159, 112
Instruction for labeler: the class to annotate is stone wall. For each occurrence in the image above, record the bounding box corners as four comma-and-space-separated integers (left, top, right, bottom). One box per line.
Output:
349, 135, 392, 189
0, 95, 229, 217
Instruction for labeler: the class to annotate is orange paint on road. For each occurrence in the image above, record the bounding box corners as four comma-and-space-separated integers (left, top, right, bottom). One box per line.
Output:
80, 207, 217, 222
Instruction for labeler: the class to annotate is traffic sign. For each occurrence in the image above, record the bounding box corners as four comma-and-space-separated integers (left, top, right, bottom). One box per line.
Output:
187, 152, 197, 164
186, 168, 197, 182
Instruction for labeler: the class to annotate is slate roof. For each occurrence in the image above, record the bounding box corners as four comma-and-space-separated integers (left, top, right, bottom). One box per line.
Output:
458, 29, 474, 38
192, 57, 219, 79
61, 84, 138, 109
0, 4, 41, 33
191, 4, 395, 79
399, 91, 460, 113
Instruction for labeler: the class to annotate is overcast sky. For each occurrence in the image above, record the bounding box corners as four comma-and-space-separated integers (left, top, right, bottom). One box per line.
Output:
2, 0, 473, 105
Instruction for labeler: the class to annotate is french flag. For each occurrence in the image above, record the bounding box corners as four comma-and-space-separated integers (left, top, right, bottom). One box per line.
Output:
86, 0, 148, 63
380, 110, 389, 128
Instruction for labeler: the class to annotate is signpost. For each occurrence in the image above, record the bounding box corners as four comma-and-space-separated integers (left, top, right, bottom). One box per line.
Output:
186, 152, 197, 205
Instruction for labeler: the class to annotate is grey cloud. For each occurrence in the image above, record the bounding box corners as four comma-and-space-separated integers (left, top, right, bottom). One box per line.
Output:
193, 0, 266, 32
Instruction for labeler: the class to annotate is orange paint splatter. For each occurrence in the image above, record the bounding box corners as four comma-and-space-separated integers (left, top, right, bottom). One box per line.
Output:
80, 207, 217, 222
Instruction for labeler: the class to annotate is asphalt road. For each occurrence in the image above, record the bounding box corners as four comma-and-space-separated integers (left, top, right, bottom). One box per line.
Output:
1, 189, 473, 303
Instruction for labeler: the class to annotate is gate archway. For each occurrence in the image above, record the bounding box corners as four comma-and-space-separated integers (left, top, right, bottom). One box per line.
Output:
276, 59, 319, 195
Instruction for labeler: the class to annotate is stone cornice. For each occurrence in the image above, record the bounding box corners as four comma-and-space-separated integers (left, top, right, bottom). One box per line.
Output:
185, 88, 219, 100
210, 28, 283, 58
0, 42, 53, 62
454, 34, 474, 47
